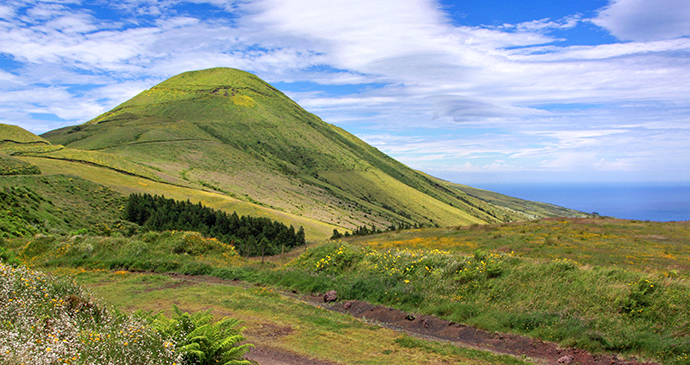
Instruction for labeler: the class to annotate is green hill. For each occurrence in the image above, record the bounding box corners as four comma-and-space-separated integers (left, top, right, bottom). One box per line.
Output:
0, 123, 50, 144
41, 68, 588, 232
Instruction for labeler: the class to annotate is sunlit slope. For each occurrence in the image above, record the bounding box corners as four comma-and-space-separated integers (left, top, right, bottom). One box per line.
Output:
20, 157, 340, 241
0, 123, 51, 144
420, 172, 589, 219
1, 123, 339, 240
43, 67, 519, 228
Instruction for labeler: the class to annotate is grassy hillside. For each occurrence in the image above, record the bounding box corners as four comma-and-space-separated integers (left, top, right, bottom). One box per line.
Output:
0, 174, 126, 238
0, 123, 342, 240
42, 68, 583, 230
21, 157, 341, 241
0, 153, 41, 175
0, 123, 50, 144
424, 173, 589, 220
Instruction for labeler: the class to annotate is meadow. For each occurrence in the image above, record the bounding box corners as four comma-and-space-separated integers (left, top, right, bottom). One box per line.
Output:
4, 217, 689, 364
0, 174, 125, 238
65, 268, 532, 365
0, 154, 41, 175
16, 148, 162, 182
346, 219, 690, 275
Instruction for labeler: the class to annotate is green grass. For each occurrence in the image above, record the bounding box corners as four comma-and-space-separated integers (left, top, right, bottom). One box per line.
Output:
345, 218, 690, 275
19, 156, 341, 241
61, 268, 533, 365
0, 123, 50, 144
17, 148, 161, 181
0, 153, 41, 175
6, 230, 244, 272
279, 239, 690, 364
0, 174, 125, 238
9, 217, 690, 364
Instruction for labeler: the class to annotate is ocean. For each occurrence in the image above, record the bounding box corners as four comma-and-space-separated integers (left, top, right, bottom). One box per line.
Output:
475, 183, 690, 222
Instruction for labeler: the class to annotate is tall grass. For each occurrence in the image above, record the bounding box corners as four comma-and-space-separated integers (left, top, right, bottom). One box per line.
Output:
281, 241, 690, 364
9, 231, 244, 273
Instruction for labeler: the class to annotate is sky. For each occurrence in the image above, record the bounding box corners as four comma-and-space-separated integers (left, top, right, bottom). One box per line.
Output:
1, 0, 689, 186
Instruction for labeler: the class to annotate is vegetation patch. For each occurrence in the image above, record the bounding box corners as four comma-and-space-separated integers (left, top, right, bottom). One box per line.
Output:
6, 217, 690, 364
64, 269, 534, 365
17, 148, 161, 181
124, 193, 306, 257
0, 123, 51, 144
278, 239, 690, 364
0, 154, 41, 175
347, 218, 690, 275
0, 174, 126, 238
0, 261, 177, 364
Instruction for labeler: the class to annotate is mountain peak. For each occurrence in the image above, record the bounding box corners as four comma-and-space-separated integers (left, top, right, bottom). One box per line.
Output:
157, 67, 270, 89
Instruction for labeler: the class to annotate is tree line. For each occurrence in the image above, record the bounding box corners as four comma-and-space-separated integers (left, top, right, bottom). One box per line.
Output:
124, 193, 305, 257
330, 221, 438, 240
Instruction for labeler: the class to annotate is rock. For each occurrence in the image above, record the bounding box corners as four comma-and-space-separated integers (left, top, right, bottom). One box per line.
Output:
557, 355, 574, 364
323, 290, 337, 303
405, 314, 416, 321
344, 301, 352, 309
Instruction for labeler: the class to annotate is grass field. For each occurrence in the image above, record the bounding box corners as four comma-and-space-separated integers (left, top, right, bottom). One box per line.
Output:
18, 148, 162, 181
0, 124, 51, 144
346, 218, 690, 275
0, 174, 124, 238
59, 268, 532, 365
7, 217, 690, 364
0, 153, 41, 175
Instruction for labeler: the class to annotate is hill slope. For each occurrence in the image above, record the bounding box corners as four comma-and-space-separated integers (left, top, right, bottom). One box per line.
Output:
42, 68, 587, 230
1, 123, 342, 240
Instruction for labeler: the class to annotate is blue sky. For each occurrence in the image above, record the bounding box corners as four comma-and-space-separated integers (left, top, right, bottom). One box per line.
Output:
1, 0, 689, 185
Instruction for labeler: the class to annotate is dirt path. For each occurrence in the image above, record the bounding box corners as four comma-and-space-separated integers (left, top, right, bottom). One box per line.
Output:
329, 300, 658, 365
166, 273, 659, 365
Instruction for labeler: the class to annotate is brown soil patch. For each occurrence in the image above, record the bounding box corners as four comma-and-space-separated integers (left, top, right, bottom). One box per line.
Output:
244, 346, 339, 365
245, 322, 294, 341
140, 279, 196, 293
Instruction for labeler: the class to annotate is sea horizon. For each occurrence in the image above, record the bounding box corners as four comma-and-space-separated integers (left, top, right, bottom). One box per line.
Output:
475, 182, 690, 222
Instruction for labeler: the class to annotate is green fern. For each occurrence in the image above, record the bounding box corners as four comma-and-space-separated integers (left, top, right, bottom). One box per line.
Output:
152, 305, 253, 365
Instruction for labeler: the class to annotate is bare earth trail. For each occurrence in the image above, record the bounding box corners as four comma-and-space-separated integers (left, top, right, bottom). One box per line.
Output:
166, 273, 658, 365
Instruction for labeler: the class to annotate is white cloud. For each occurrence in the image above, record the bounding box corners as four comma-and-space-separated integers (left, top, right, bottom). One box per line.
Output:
592, 0, 690, 41
0, 0, 689, 183
501, 15, 582, 33
0, 4, 16, 20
